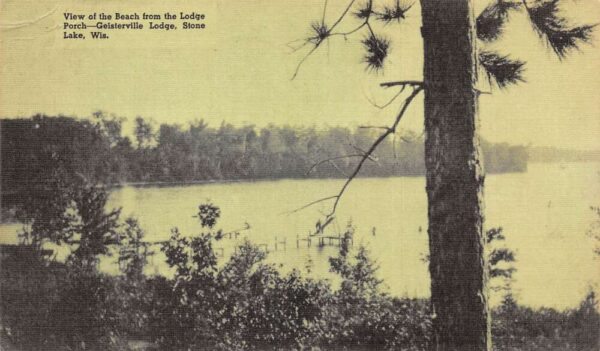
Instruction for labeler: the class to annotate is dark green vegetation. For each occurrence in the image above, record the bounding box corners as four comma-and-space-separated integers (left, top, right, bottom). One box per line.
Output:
529, 146, 600, 163
2, 237, 598, 351
0, 114, 528, 215
0, 177, 598, 350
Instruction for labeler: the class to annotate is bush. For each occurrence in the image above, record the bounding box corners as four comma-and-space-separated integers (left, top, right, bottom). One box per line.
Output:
0, 248, 67, 349
1, 203, 598, 350
493, 292, 600, 351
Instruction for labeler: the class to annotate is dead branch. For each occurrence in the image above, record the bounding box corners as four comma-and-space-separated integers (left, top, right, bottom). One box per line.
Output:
364, 87, 405, 109
358, 125, 392, 131
290, 85, 423, 234
380, 80, 423, 88
328, 0, 359, 32
291, 45, 320, 80
327, 159, 349, 177
326, 86, 422, 217
306, 154, 373, 175
286, 195, 339, 215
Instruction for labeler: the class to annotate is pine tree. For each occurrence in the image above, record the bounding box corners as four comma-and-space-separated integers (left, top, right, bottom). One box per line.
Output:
292, 1, 595, 349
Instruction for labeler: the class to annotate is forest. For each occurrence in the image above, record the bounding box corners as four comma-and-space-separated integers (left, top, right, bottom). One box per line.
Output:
0, 113, 528, 212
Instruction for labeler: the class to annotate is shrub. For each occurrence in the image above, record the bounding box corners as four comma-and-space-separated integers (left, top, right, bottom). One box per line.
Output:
2, 202, 598, 351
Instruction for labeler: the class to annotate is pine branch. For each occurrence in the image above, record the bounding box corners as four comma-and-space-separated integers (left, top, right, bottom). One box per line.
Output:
477, 0, 522, 42
376, 0, 414, 24
362, 33, 390, 71
354, 0, 374, 19
489, 248, 516, 266
525, 0, 596, 59
292, 0, 417, 78
479, 50, 526, 89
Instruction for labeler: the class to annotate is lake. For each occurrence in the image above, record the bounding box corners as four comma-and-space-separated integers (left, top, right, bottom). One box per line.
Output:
1, 162, 598, 310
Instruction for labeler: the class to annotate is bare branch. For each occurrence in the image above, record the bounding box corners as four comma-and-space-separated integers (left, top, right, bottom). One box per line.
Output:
322, 0, 329, 25
329, 21, 368, 37
286, 195, 338, 215
286, 38, 312, 53
325, 86, 422, 218
364, 88, 405, 109
358, 125, 391, 131
328, 0, 358, 32
293, 85, 423, 224
349, 143, 379, 162
291, 44, 320, 80
380, 80, 423, 88
306, 154, 371, 175
327, 159, 349, 177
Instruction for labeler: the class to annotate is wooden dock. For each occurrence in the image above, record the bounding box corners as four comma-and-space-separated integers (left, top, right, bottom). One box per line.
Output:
127, 229, 351, 261
296, 233, 353, 248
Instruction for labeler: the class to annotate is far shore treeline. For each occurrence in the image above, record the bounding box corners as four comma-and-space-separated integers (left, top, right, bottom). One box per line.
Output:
1, 114, 529, 209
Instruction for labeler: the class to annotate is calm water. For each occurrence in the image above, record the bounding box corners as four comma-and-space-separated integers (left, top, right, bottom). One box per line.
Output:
2, 162, 599, 309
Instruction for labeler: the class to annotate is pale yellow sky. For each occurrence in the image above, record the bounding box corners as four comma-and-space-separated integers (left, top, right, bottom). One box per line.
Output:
1, 0, 599, 149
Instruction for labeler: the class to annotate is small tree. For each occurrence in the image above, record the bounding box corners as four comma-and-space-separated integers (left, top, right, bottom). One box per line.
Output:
134, 116, 155, 149
588, 206, 600, 257
17, 171, 121, 270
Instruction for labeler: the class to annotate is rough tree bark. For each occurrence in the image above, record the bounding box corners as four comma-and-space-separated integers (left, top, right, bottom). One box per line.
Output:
420, 1, 490, 350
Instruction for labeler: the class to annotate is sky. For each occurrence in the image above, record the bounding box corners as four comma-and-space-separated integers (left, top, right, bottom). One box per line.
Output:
1, 0, 599, 149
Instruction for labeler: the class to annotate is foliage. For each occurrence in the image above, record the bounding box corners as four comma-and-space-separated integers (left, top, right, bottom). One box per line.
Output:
0, 248, 131, 350
323, 225, 431, 350
477, 0, 521, 42
118, 217, 147, 280
525, 0, 596, 59
1, 115, 530, 215
479, 51, 526, 89
134, 116, 155, 149
13, 171, 122, 269
362, 33, 390, 71
0, 249, 67, 349
587, 206, 600, 257
293, 0, 595, 85
493, 291, 600, 351
150, 204, 334, 349
1, 203, 598, 350
486, 227, 517, 293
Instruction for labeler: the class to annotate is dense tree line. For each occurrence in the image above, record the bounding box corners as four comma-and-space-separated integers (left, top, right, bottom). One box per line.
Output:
1, 114, 527, 210
528, 146, 600, 163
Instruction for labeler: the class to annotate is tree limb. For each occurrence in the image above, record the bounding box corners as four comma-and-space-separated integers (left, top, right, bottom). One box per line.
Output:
380, 80, 423, 88
306, 154, 374, 175
291, 85, 423, 234
363, 87, 405, 109
286, 195, 339, 215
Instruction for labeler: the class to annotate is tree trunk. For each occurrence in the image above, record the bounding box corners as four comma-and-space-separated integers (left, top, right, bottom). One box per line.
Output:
420, 1, 490, 350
